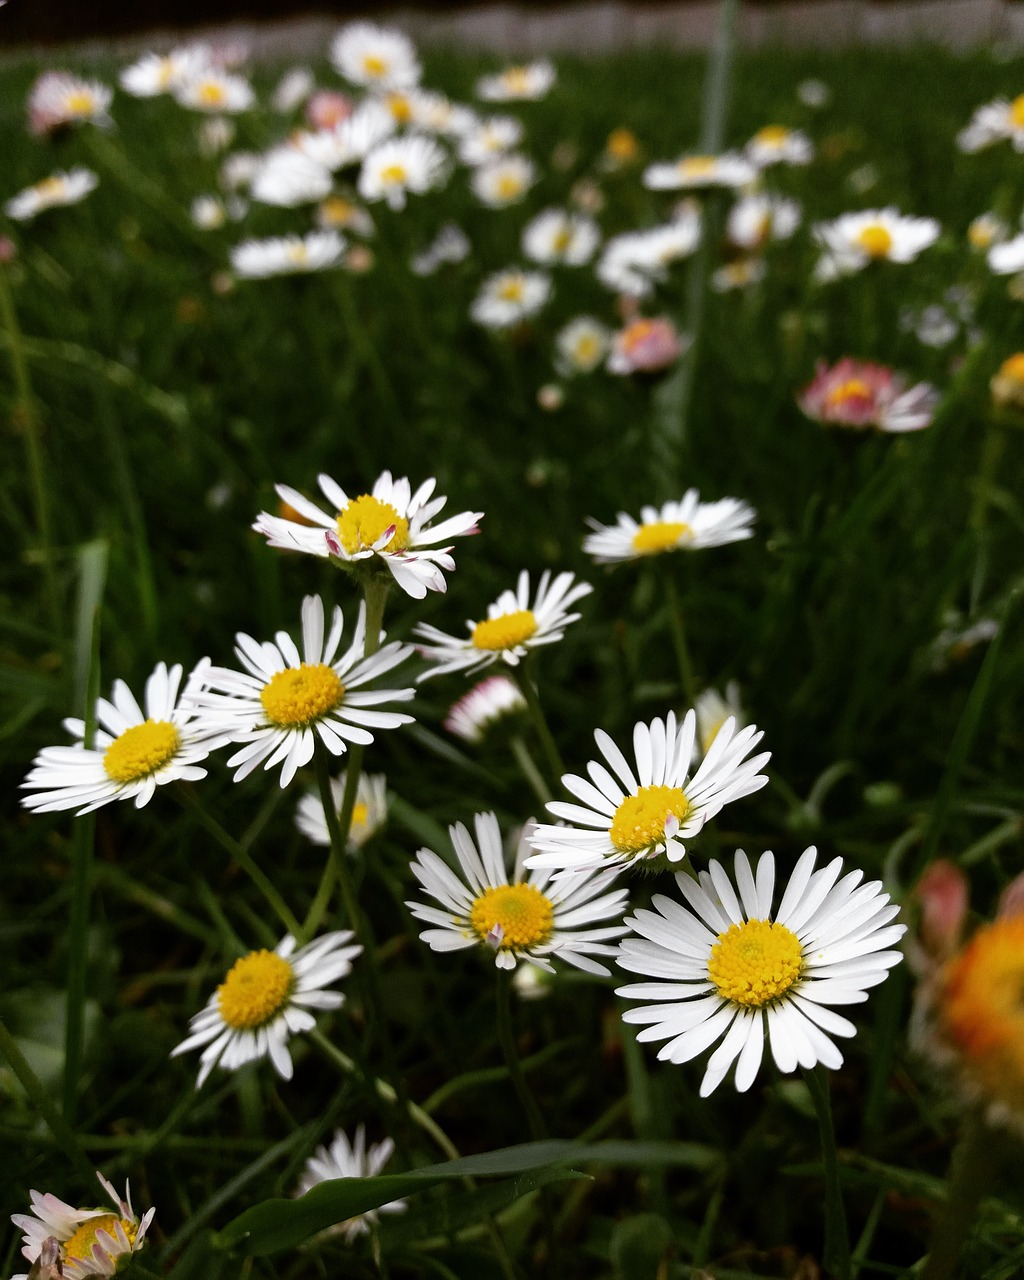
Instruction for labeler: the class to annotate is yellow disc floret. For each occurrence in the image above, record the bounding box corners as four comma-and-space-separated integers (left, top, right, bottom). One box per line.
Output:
679, 155, 717, 179
197, 81, 226, 106
1011, 95, 1024, 129
362, 53, 388, 78
379, 164, 408, 186
103, 720, 180, 784
336, 494, 410, 554
824, 378, 873, 409
856, 224, 894, 258
631, 521, 693, 555
753, 124, 790, 147
63, 1213, 136, 1268
470, 883, 554, 948
708, 919, 803, 1006
471, 609, 538, 651
610, 785, 690, 854
260, 664, 344, 727
218, 950, 294, 1030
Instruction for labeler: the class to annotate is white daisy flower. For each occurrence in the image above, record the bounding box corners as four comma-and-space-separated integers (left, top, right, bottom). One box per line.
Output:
399, 89, 476, 136
957, 95, 1024, 153
643, 151, 757, 191
471, 154, 536, 207
409, 811, 628, 973
316, 195, 374, 236
476, 61, 556, 102
555, 316, 612, 375
250, 148, 333, 207
987, 233, 1024, 275
527, 710, 770, 874
295, 770, 388, 848
695, 682, 744, 757
220, 150, 262, 191
330, 22, 421, 91
295, 1127, 405, 1239
357, 135, 449, 210
616, 847, 906, 1096
471, 268, 551, 329
119, 46, 212, 97
199, 115, 236, 155
444, 674, 526, 744
27, 71, 112, 135
711, 258, 767, 293
272, 66, 315, 112
415, 569, 592, 681
296, 99, 396, 171
745, 125, 813, 168
253, 470, 482, 599
812, 208, 940, 281
11, 1174, 155, 1280
230, 231, 345, 279
172, 930, 362, 1086
187, 595, 414, 789
457, 115, 524, 166
411, 222, 471, 275
4, 169, 98, 222
522, 208, 600, 265
968, 212, 1008, 252
174, 70, 255, 114
583, 490, 756, 564
596, 215, 701, 297
726, 193, 801, 250
191, 194, 227, 229
21, 662, 222, 816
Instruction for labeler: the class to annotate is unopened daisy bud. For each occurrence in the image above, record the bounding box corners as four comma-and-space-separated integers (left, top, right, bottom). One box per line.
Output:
444, 675, 527, 744
914, 860, 969, 964
537, 383, 564, 411
605, 127, 639, 165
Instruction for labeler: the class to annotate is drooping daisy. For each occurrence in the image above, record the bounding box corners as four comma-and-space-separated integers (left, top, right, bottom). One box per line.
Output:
798, 358, 940, 433
119, 46, 212, 97
695, 682, 744, 757
607, 316, 686, 375
527, 710, 769, 874
555, 316, 612, 375
643, 151, 757, 192
4, 169, 98, 222
174, 70, 255, 113
295, 1127, 406, 1238
616, 847, 905, 1095
457, 115, 524, 166
172, 931, 361, 1086
584, 490, 755, 565
21, 661, 222, 816
330, 22, 422, 91
726, 193, 801, 250
409, 811, 628, 972
11, 1173, 155, 1280
230, 231, 345, 279
295, 770, 388, 848
253, 470, 481, 599
357, 135, 449, 210
27, 71, 112, 135
444, 674, 527, 744
476, 60, 556, 102
187, 595, 414, 789
596, 215, 701, 296
471, 268, 551, 329
522, 208, 600, 266
470, 154, 536, 208
812, 208, 940, 281
957, 95, 1024, 153
415, 570, 592, 681
745, 125, 813, 168
250, 148, 333, 207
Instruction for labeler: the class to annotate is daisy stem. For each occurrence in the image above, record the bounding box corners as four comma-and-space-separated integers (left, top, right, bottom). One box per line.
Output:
314, 741, 364, 933
663, 572, 698, 706
174, 786, 302, 938
803, 1064, 851, 1280
495, 970, 547, 1141
513, 668, 565, 785
511, 733, 552, 806
921, 1113, 997, 1280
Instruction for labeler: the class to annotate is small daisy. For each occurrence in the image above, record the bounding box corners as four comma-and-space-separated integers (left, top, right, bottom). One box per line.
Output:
272, 66, 315, 112
402, 89, 475, 137
317, 195, 375, 236
199, 115, 236, 155
253, 470, 481, 599
358, 135, 449, 210
188, 595, 414, 789
4, 169, 98, 222
250, 148, 333, 207
470, 154, 536, 208
27, 71, 112, 135
297, 100, 396, 171
711, 258, 767, 292
172, 931, 361, 1086
616, 847, 905, 1095
522, 208, 600, 266
607, 316, 686, 375
415, 570, 592, 681
119, 46, 212, 97
174, 70, 255, 114
471, 268, 551, 329
220, 150, 262, 191
812, 208, 940, 281
596, 215, 701, 297
411, 222, 471, 275
968, 212, 1008, 252
409, 811, 628, 973
11, 1173, 155, 1280
726, 193, 801, 250
695, 682, 744, 757
745, 125, 813, 168
21, 662, 221, 816
603, 127, 641, 168
295, 1127, 406, 1239
330, 22, 422, 91
991, 352, 1024, 408
584, 490, 755, 564
444, 674, 527, 744
476, 60, 556, 102
230, 231, 345, 279
987, 232, 1024, 276
555, 316, 612, 375
798, 358, 940, 433
457, 115, 524, 166
295, 770, 388, 848
957, 95, 1024, 153
643, 151, 756, 192
191, 194, 227, 229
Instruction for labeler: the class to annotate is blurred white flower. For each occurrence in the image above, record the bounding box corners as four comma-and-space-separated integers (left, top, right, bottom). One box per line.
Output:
471, 269, 551, 328
476, 60, 555, 102
5, 169, 98, 222
331, 22, 421, 91
471, 154, 536, 207
231, 232, 345, 279
358, 135, 449, 210
522, 208, 600, 265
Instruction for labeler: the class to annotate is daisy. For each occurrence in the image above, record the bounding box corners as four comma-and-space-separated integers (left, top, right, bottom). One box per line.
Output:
991, 352, 1024, 408
295, 770, 388, 848
476, 61, 556, 102
457, 115, 524, 166
812, 208, 940, 281
220, 150, 262, 191
306, 88, 355, 131
411, 222, 471, 275
968, 212, 1008, 252
119, 46, 212, 97
330, 22, 422, 91
253, 470, 482, 599
272, 66, 315, 112
695, 682, 745, 757
27, 71, 112, 135
584, 490, 755, 564
172, 931, 361, 1086
798, 358, 940, 433
401, 89, 475, 137
522, 208, 600, 266
444, 674, 527, 744
527, 711, 768, 874
711, 258, 767, 292
555, 316, 612, 375
4, 169, 98, 222
317, 195, 375, 236
295, 1127, 406, 1238
409, 811, 628, 973
357, 135, 449, 210
174, 70, 255, 114
643, 151, 756, 192
726, 193, 801, 250
745, 125, 813, 168
230, 231, 345, 279
470, 154, 536, 208
187, 595, 414, 789
987, 232, 1024, 276
297, 99, 396, 171
957, 95, 1024, 152
415, 569, 592, 681
471, 268, 551, 329
616, 847, 905, 1095
607, 317, 686, 375
21, 662, 221, 816
596, 215, 701, 297
250, 148, 333, 207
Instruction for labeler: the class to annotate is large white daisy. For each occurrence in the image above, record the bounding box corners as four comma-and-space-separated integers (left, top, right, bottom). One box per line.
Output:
812, 208, 940, 281
358, 135, 449, 210
250, 148, 333, 207
616, 847, 905, 1095
583, 490, 756, 564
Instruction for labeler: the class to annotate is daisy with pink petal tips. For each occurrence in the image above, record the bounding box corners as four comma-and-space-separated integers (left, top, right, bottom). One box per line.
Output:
799, 358, 940, 433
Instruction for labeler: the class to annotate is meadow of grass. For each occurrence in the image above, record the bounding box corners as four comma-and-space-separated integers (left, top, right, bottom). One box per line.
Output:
1, 32, 1024, 1280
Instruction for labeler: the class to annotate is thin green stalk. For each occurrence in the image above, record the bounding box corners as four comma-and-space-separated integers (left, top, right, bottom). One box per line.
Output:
513, 668, 565, 785
804, 1065, 851, 1280
495, 970, 547, 1141
511, 733, 552, 807
663, 571, 698, 706
314, 743, 363, 932
922, 1114, 996, 1280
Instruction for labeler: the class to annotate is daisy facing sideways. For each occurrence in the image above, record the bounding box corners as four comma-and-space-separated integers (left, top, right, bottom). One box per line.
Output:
526, 709, 770, 875
254, 470, 482, 598
798, 358, 940, 433
415, 569, 592, 680
616, 847, 905, 1095
812, 207, 940, 281
295, 1127, 406, 1238
476, 60, 555, 102
230, 231, 345, 279
583, 490, 756, 564
295, 769, 388, 848
409, 811, 629, 972
27, 71, 112, 135
444, 674, 527, 744
4, 169, 98, 222
172, 930, 361, 1086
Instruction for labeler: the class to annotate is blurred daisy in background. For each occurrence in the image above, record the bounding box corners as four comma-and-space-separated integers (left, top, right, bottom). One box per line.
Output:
990, 352, 1024, 408
745, 124, 813, 168
271, 66, 315, 112
695, 682, 745, 758
174, 69, 254, 113
957, 94, 1024, 152
331, 22, 421, 91
412, 222, 471, 274
250, 148, 333, 207
812, 207, 940, 280
358, 135, 449, 209
230, 231, 345, 279
644, 151, 756, 191
555, 316, 612, 375
798, 358, 940, 433
797, 78, 831, 108
471, 268, 551, 328
4, 169, 98, 221
317, 195, 375, 236
607, 316, 686, 375
711, 258, 767, 292
967, 211, 1008, 252
584, 490, 755, 563
295, 1127, 405, 1238
444, 674, 527, 744
457, 115, 523, 166
27, 71, 112, 134
476, 60, 555, 102
297, 99, 396, 171
119, 46, 211, 97
296, 770, 388, 848
471, 154, 536, 207
522, 208, 600, 265
726, 193, 801, 250
596, 214, 701, 296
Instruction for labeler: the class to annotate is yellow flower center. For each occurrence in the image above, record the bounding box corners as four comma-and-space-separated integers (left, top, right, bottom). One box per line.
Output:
197, 81, 226, 106
218, 950, 295, 1030
574, 334, 600, 362
320, 196, 355, 226
501, 67, 533, 94
471, 609, 538, 651
379, 163, 408, 185
999, 353, 1024, 383
64, 1213, 135, 1268
35, 176, 68, 199
1011, 94, 1024, 128
496, 278, 526, 303
470, 883, 554, 948
678, 155, 717, 179
286, 243, 310, 265
824, 377, 873, 408
610, 784, 690, 854
552, 227, 573, 253
753, 124, 790, 147
336, 494, 410, 554
496, 173, 525, 200
631, 521, 693, 555
969, 218, 996, 249
103, 720, 180, 784
856, 224, 894, 258
386, 93, 412, 122
350, 800, 370, 835
65, 90, 97, 115
708, 919, 804, 1007
607, 127, 638, 160
260, 664, 344, 727
362, 53, 388, 78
